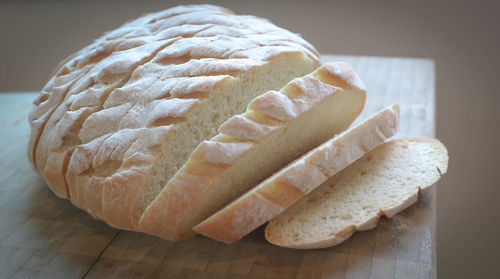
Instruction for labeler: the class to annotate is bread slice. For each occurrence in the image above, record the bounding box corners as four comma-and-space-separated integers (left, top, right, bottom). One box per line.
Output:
28, 5, 321, 229
194, 103, 399, 243
265, 138, 448, 249
138, 62, 367, 240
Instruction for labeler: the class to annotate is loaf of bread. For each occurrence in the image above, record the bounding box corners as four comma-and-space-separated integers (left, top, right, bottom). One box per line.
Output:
265, 138, 448, 249
139, 62, 366, 240
28, 4, 445, 249
194, 103, 399, 243
27, 4, 321, 230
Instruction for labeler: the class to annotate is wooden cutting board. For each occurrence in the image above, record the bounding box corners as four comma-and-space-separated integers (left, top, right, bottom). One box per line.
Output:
0, 55, 436, 279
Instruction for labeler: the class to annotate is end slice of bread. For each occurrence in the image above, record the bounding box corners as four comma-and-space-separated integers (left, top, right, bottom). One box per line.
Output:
265, 138, 448, 249
194, 103, 400, 243
138, 62, 366, 240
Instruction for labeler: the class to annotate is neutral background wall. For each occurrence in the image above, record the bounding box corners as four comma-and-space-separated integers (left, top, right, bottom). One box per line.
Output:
1, 0, 499, 278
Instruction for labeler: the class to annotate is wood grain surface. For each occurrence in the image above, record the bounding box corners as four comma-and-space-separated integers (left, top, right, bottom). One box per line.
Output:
0, 55, 436, 279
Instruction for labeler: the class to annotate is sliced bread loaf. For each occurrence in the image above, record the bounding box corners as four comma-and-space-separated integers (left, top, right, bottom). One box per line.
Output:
28, 5, 321, 229
139, 62, 366, 241
194, 103, 400, 243
265, 138, 448, 249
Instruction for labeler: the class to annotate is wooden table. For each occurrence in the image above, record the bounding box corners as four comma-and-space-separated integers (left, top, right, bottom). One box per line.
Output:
0, 55, 436, 278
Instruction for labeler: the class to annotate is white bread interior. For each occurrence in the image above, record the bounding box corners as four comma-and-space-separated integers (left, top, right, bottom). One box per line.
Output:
28, 4, 321, 230
139, 62, 366, 240
131, 54, 319, 227
194, 103, 399, 243
265, 138, 448, 249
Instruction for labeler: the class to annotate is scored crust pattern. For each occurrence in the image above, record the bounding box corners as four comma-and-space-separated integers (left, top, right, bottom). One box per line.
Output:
138, 62, 366, 240
28, 5, 320, 229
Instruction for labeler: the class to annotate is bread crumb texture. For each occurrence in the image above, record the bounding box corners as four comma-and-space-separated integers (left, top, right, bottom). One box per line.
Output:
265, 138, 448, 249
193, 103, 397, 243
28, 4, 320, 230
138, 61, 366, 240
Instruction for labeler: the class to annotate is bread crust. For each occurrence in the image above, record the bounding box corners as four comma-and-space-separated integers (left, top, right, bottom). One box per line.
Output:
265, 138, 449, 249
193, 104, 399, 243
28, 4, 321, 230
139, 62, 366, 240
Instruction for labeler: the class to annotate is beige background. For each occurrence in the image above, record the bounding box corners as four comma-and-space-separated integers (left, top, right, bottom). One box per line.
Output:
0, 0, 499, 278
